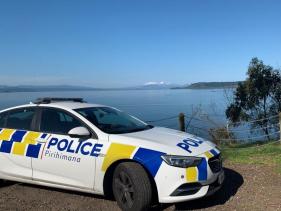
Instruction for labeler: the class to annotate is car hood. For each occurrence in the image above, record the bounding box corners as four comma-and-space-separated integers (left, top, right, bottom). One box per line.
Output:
109, 127, 216, 156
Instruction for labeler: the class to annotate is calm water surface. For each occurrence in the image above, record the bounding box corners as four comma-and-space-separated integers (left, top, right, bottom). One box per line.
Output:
0, 89, 230, 138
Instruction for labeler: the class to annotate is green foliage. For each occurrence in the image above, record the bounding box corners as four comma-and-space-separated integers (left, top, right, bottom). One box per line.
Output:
226, 57, 281, 138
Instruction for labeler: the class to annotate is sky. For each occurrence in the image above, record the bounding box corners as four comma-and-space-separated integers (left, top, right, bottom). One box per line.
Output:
0, 0, 281, 88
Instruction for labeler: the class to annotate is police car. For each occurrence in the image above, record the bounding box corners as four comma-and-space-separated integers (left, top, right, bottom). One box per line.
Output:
0, 98, 224, 211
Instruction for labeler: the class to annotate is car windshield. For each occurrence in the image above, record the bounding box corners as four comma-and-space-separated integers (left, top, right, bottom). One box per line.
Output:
74, 107, 153, 134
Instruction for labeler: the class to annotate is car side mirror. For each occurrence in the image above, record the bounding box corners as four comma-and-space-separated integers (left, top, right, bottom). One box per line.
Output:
68, 127, 91, 138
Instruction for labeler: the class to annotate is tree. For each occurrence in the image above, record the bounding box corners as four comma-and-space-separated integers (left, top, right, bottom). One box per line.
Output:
226, 57, 281, 140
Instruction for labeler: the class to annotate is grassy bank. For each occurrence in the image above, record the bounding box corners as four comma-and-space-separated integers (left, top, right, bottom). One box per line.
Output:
221, 142, 281, 173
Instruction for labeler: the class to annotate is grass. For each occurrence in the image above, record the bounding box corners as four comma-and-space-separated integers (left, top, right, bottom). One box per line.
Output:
221, 141, 281, 173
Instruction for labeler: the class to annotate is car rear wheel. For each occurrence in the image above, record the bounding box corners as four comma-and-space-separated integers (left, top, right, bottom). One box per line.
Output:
112, 162, 153, 211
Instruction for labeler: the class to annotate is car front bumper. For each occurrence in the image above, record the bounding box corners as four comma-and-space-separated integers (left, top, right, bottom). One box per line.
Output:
155, 149, 224, 203
159, 169, 224, 203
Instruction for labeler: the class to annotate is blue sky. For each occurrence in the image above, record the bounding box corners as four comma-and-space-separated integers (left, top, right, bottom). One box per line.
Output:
0, 0, 281, 88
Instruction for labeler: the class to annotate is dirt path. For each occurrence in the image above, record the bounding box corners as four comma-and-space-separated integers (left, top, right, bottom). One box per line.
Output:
0, 163, 280, 211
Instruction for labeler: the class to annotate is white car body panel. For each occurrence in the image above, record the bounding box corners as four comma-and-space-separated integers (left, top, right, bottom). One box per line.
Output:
32, 133, 98, 189
0, 153, 31, 179
0, 102, 223, 204
117, 127, 214, 156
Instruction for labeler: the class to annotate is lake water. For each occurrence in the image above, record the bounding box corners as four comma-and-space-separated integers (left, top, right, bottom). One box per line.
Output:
0, 89, 230, 138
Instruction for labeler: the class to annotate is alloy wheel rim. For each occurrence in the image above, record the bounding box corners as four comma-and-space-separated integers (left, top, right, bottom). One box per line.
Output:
114, 171, 135, 208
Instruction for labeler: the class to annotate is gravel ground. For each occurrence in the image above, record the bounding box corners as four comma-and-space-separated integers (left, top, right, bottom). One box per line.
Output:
0, 163, 280, 211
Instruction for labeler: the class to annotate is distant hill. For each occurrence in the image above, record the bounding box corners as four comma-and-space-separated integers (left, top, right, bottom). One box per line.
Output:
0, 83, 178, 93
0, 85, 100, 93
0, 82, 241, 93
173, 81, 241, 89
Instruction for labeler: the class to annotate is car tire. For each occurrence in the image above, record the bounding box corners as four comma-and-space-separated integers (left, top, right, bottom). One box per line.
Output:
112, 162, 153, 211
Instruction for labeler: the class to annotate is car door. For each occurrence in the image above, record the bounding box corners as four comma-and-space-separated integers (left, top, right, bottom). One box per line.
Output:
31, 107, 102, 190
0, 107, 42, 180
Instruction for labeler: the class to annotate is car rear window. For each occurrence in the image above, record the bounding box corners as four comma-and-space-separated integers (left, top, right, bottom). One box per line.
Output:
6, 108, 35, 130
40, 108, 83, 135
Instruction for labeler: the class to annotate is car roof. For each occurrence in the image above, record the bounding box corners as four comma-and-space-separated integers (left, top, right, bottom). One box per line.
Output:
43, 101, 106, 110
0, 101, 108, 113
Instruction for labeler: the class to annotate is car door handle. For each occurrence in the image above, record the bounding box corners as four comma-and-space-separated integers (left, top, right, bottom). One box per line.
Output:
36, 138, 47, 143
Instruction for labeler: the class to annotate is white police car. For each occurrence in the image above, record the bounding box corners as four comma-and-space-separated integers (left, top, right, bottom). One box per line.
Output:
0, 98, 224, 211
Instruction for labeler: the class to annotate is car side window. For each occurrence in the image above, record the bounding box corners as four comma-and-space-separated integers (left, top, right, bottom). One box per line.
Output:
0, 111, 8, 128
6, 108, 35, 130
40, 108, 84, 135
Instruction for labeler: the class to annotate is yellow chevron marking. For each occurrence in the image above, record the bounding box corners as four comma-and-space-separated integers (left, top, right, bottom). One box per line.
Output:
23, 132, 40, 144
0, 129, 15, 141
12, 142, 27, 156
101, 143, 136, 172
204, 151, 213, 159
186, 167, 198, 182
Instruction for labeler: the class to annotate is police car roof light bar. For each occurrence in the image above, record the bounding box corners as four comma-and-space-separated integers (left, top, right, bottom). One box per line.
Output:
34, 98, 85, 104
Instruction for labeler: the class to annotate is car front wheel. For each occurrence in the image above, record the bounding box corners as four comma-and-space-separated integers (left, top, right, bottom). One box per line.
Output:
112, 162, 153, 211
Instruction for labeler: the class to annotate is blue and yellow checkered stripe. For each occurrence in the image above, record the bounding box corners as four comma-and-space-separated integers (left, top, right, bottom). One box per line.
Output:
186, 148, 220, 182
0, 128, 47, 158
